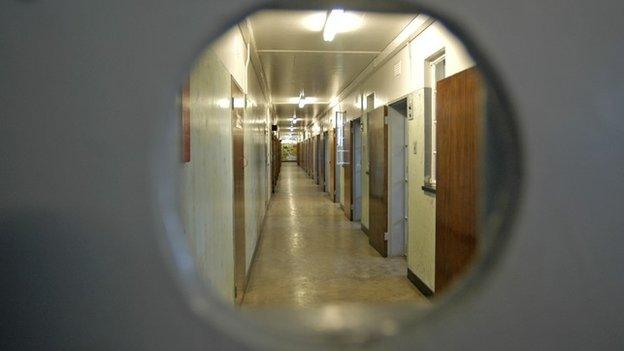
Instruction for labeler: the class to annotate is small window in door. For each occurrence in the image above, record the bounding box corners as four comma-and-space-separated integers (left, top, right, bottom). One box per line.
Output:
424, 50, 445, 190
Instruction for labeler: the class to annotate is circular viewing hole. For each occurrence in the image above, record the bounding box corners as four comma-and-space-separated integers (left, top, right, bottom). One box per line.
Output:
164, 1, 520, 349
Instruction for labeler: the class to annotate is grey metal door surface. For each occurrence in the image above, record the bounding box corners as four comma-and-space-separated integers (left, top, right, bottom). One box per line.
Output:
1, 1, 623, 351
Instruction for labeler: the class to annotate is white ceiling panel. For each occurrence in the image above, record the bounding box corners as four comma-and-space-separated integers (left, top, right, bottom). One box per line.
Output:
250, 10, 416, 52
247, 10, 417, 127
259, 51, 377, 100
274, 103, 328, 127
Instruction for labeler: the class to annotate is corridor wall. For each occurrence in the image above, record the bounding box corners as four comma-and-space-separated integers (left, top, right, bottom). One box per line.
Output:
181, 26, 272, 303
244, 60, 271, 272
317, 20, 474, 291
181, 49, 235, 303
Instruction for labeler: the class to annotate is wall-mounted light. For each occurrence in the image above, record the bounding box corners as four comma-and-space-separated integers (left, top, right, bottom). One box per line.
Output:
298, 92, 306, 108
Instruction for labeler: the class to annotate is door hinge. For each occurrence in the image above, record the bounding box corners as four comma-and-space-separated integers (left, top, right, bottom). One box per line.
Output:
234, 285, 237, 298
384, 232, 389, 240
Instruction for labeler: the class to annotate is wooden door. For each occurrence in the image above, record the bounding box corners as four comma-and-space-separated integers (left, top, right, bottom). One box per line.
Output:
181, 79, 191, 163
435, 67, 483, 293
231, 78, 246, 304
328, 130, 336, 202
314, 135, 320, 184
343, 119, 353, 220
368, 106, 388, 257
318, 133, 325, 190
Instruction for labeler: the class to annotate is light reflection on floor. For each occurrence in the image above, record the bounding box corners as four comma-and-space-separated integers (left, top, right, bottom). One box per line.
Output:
242, 163, 427, 308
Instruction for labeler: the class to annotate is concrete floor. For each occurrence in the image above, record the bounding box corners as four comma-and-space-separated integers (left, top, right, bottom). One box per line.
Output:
242, 163, 427, 309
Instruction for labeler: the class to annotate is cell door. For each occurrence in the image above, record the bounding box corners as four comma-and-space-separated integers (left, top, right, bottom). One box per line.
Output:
318, 133, 325, 190
324, 132, 330, 192
328, 130, 336, 202
352, 118, 362, 221
231, 78, 246, 304
435, 67, 483, 293
368, 105, 388, 257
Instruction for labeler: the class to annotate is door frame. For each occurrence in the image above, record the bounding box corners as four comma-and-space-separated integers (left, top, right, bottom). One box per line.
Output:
387, 98, 408, 257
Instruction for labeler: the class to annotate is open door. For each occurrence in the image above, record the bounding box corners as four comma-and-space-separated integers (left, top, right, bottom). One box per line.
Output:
231, 78, 246, 304
368, 105, 388, 257
435, 67, 483, 293
318, 133, 325, 191
315, 134, 321, 185
323, 131, 329, 192
343, 119, 353, 220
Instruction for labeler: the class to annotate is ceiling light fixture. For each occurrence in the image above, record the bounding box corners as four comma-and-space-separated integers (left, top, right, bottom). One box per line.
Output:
323, 9, 344, 42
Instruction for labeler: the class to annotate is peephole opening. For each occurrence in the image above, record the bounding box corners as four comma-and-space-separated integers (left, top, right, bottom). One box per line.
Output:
173, 3, 518, 347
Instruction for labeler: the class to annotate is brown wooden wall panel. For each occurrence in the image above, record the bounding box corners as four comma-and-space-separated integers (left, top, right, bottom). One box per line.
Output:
181, 79, 191, 163
368, 106, 388, 257
317, 134, 322, 185
313, 135, 319, 183
435, 67, 483, 293
318, 133, 325, 190
328, 130, 336, 202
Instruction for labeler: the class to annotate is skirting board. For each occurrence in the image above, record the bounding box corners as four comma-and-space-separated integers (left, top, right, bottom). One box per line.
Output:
361, 224, 370, 236
407, 268, 434, 298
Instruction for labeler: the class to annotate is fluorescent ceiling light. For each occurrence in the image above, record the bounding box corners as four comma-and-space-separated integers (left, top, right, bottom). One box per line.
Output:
322, 10, 362, 42
323, 9, 343, 42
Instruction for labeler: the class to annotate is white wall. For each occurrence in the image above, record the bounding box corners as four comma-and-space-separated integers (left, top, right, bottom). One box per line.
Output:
244, 64, 271, 273
182, 49, 235, 303
318, 21, 474, 291
212, 26, 248, 91
181, 26, 272, 303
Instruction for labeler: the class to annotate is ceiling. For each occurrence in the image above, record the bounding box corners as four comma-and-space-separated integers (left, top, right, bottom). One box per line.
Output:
248, 10, 416, 134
